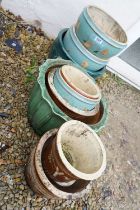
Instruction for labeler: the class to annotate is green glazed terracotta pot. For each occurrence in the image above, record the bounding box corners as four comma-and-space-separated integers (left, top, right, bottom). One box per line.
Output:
28, 58, 108, 135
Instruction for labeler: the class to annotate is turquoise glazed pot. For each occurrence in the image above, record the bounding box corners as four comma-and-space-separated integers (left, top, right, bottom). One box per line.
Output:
75, 6, 127, 59
53, 67, 101, 111
48, 28, 107, 79
63, 26, 108, 71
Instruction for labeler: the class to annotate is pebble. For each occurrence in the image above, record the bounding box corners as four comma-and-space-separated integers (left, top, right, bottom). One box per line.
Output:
19, 185, 25, 190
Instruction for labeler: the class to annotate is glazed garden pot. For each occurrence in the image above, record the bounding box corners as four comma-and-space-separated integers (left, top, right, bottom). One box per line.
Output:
60, 65, 100, 99
28, 58, 108, 136
48, 28, 107, 79
46, 68, 108, 128
63, 26, 108, 72
75, 6, 127, 59
53, 65, 101, 111
25, 129, 91, 199
42, 120, 106, 184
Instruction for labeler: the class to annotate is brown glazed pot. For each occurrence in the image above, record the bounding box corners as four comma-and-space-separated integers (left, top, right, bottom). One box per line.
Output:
42, 120, 106, 183
45, 69, 102, 124
25, 129, 91, 199
42, 134, 76, 183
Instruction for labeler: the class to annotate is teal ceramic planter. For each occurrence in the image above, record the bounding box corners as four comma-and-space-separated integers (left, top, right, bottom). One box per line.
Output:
63, 26, 108, 71
48, 29, 106, 79
53, 67, 101, 111
48, 29, 69, 60
75, 6, 127, 59
28, 59, 108, 135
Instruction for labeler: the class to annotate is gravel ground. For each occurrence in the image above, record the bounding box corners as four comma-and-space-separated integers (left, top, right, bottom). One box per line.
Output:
0, 8, 140, 210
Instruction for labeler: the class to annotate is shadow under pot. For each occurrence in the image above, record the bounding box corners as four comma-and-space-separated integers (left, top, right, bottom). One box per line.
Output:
45, 68, 101, 123
42, 120, 106, 184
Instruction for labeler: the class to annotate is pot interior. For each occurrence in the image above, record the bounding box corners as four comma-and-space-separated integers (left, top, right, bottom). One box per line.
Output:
61, 65, 100, 98
87, 6, 127, 43
58, 121, 103, 174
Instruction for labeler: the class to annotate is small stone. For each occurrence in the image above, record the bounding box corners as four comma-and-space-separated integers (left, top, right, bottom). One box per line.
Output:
19, 185, 25, 190
41, 207, 47, 210
36, 197, 43, 202
27, 132, 31, 137
7, 204, 13, 210
4, 196, 8, 200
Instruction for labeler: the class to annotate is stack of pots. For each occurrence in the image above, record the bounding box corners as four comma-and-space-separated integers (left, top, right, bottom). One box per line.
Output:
25, 120, 106, 199
28, 58, 108, 136
48, 5, 127, 79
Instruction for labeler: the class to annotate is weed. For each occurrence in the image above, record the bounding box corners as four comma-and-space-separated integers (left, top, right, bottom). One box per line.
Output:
25, 57, 38, 83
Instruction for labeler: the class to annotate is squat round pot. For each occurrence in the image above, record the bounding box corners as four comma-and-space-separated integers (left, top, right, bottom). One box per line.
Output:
42, 120, 106, 183
25, 129, 91, 199
47, 67, 100, 116
60, 65, 100, 99
53, 66, 101, 111
63, 26, 108, 72
75, 6, 127, 59
46, 68, 108, 130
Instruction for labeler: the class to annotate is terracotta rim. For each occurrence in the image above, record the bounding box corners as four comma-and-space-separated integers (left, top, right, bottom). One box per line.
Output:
48, 68, 100, 116
57, 120, 106, 180
60, 65, 101, 100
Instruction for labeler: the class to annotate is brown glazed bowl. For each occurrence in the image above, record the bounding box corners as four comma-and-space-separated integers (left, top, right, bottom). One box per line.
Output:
42, 120, 106, 183
25, 129, 91, 199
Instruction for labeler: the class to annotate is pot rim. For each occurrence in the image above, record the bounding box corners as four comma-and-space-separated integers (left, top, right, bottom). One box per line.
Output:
60, 65, 101, 99
55, 68, 101, 103
35, 129, 91, 199
70, 26, 108, 63
56, 120, 106, 180
85, 5, 128, 46
48, 68, 100, 116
